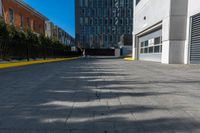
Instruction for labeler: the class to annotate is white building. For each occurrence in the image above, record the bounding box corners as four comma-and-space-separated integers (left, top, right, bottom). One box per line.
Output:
45, 21, 54, 38
133, 0, 200, 64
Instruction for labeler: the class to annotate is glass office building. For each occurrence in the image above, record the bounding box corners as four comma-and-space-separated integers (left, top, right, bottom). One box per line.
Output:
75, 0, 133, 49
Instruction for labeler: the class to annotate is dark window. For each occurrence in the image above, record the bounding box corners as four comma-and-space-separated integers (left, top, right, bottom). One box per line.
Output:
155, 37, 161, 45
141, 42, 144, 47
9, 8, 14, 24
20, 14, 23, 28
140, 48, 144, 54
149, 47, 153, 53
144, 41, 148, 46
154, 46, 160, 53
144, 48, 148, 53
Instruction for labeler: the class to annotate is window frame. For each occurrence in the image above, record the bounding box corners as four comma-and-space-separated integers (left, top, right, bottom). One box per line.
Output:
9, 8, 14, 25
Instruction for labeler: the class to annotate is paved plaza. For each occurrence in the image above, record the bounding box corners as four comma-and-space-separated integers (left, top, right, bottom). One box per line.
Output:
1, 58, 200, 133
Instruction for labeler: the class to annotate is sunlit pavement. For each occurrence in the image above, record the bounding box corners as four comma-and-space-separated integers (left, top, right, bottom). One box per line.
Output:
1, 58, 200, 133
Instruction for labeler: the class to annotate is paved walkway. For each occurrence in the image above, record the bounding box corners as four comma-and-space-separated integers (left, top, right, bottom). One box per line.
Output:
1, 58, 200, 133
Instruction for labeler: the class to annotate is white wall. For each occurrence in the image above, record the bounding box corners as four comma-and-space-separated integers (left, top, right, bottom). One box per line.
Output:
188, 0, 200, 16
134, 0, 170, 34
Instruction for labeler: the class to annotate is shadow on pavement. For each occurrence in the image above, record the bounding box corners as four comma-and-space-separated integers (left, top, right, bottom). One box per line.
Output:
0, 58, 200, 133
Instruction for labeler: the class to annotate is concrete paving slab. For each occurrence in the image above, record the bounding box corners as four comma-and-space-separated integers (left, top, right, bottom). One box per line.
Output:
1, 58, 200, 132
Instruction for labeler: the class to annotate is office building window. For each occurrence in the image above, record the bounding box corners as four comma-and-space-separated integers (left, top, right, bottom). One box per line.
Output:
108, 26, 111, 33
105, 19, 108, 25
9, 8, 14, 25
98, 0, 102, 7
90, 18, 93, 25
85, 17, 88, 25
84, 0, 88, 7
80, 17, 83, 25
120, 19, 123, 25
94, 18, 98, 25
93, 0, 97, 7
121, 8, 125, 16
89, 0, 93, 7
80, 0, 83, 7
110, 35, 113, 42
120, 0, 124, 7
127, 8, 132, 17
98, 8, 101, 17
103, 9, 107, 17
99, 19, 102, 25
87, 9, 90, 16
81, 9, 85, 16
103, 26, 106, 33
104, 0, 108, 7
110, 19, 113, 25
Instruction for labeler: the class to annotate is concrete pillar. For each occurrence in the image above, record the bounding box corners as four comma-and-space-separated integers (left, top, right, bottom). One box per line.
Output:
162, 0, 188, 64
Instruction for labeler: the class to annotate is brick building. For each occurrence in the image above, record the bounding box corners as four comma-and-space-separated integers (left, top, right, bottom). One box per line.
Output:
2, 0, 47, 34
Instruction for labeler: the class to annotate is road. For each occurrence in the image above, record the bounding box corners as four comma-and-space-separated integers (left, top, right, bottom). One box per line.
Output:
1, 58, 200, 133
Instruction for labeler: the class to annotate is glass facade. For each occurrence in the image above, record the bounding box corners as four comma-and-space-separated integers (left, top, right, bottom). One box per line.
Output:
76, 0, 133, 49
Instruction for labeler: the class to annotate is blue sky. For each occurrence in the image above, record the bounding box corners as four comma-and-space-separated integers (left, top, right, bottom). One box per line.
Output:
24, 0, 75, 37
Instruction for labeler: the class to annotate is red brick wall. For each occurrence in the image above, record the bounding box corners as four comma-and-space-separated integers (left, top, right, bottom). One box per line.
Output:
2, 0, 45, 34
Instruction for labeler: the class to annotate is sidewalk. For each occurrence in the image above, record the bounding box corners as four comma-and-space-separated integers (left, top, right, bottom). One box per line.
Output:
0, 57, 80, 69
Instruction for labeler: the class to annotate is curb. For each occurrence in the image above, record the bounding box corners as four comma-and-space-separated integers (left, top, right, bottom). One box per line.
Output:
0, 57, 80, 69
124, 58, 135, 61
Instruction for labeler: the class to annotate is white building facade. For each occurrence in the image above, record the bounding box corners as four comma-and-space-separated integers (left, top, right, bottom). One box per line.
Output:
133, 0, 200, 64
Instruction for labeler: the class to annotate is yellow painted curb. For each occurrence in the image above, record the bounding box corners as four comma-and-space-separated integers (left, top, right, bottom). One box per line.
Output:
0, 57, 80, 69
124, 58, 135, 61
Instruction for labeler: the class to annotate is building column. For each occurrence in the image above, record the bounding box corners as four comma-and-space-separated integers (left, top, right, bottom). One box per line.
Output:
161, 0, 188, 64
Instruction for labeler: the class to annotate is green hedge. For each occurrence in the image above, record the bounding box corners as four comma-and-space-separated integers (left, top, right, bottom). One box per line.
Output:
0, 20, 72, 61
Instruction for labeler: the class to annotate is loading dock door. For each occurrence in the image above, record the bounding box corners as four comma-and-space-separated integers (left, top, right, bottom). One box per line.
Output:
139, 29, 162, 62
190, 14, 200, 64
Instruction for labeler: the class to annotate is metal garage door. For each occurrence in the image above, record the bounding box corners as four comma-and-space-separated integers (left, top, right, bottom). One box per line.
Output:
190, 14, 200, 64
139, 29, 162, 62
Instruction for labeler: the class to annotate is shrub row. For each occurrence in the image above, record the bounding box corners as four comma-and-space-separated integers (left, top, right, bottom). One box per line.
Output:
0, 20, 79, 61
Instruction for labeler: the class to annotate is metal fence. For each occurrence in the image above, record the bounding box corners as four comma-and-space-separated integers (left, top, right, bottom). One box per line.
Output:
0, 39, 81, 61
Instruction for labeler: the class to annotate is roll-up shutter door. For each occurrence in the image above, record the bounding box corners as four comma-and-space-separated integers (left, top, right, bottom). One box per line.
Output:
190, 14, 200, 64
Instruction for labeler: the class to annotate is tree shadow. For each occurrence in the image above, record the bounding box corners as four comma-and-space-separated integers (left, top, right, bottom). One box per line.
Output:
0, 58, 200, 132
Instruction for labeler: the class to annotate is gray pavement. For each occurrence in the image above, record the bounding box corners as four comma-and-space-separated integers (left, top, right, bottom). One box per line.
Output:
1, 58, 200, 133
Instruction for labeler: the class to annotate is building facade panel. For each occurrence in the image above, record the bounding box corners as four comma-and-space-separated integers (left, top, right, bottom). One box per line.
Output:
76, 0, 133, 49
